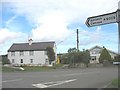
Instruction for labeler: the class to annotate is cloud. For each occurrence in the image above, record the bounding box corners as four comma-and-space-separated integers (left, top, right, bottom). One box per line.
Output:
31, 10, 72, 42
1, 0, 119, 54
2, 0, 119, 42
0, 28, 28, 55
0, 28, 27, 44
5, 15, 17, 27
4, 0, 118, 24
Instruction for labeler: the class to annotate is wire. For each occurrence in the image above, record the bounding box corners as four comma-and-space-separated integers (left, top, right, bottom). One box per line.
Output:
105, 5, 117, 13
56, 30, 76, 45
105, 0, 119, 13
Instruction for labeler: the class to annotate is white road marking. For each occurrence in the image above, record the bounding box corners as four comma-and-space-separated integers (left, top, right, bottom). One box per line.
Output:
2, 79, 22, 83
32, 79, 77, 88
103, 81, 112, 88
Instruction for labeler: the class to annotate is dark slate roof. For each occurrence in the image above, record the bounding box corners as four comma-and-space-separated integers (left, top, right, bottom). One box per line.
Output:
8, 41, 55, 52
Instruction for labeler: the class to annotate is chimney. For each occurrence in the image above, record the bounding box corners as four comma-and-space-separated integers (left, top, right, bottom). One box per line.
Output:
28, 39, 33, 45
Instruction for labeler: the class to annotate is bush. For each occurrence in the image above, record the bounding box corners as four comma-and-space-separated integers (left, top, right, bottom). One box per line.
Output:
2, 55, 10, 65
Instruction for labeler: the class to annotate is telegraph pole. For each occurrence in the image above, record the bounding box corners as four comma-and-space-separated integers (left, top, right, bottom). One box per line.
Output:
77, 29, 79, 51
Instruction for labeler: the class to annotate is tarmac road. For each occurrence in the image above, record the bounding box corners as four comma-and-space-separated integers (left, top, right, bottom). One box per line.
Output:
2, 67, 118, 88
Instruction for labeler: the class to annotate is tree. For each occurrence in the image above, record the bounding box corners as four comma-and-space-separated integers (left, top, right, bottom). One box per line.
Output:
61, 48, 90, 68
67, 48, 90, 67
68, 48, 77, 53
61, 53, 69, 64
99, 47, 112, 63
2, 54, 10, 65
67, 48, 79, 66
46, 47, 55, 64
82, 50, 90, 67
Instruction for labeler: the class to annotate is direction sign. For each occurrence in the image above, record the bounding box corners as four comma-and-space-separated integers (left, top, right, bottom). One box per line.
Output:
86, 11, 117, 27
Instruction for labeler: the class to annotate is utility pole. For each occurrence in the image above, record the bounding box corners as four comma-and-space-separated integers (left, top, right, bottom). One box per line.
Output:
77, 29, 79, 51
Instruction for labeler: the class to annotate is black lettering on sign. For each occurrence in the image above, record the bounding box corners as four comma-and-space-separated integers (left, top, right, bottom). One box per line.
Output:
103, 16, 116, 21
92, 21, 102, 24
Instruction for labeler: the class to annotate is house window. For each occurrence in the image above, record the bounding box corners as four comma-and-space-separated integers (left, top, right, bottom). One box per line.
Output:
21, 59, 23, 63
20, 51, 24, 56
92, 49, 101, 54
12, 59, 15, 63
30, 59, 33, 63
11, 51, 15, 56
29, 51, 34, 56
45, 58, 48, 64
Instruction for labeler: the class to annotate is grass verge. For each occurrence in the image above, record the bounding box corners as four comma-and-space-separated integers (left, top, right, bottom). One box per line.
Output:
2, 66, 54, 72
111, 78, 120, 87
23, 66, 54, 71
2, 64, 71, 72
2, 66, 22, 72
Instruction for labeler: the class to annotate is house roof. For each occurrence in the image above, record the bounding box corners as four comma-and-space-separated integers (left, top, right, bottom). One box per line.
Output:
8, 41, 55, 52
89, 45, 118, 55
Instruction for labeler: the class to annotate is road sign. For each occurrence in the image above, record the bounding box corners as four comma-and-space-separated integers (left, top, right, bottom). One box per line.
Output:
86, 11, 117, 27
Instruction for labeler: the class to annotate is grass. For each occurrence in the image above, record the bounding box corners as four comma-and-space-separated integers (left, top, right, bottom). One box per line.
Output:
2, 66, 22, 72
2, 64, 68, 72
2, 66, 54, 72
111, 78, 120, 87
0, 65, 2, 72
23, 66, 54, 71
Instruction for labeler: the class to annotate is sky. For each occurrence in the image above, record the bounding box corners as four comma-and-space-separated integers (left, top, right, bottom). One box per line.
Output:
0, 0, 120, 55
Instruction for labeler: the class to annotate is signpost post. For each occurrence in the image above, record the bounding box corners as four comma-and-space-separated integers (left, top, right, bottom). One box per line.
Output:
118, 1, 120, 58
86, 5, 120, 57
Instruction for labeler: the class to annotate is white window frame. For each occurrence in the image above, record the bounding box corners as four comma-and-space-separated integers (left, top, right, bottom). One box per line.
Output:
29, 51, 34, 56
20, 51, 24, 56
12, 59, 15, 63
11, 51, 15, 56
21, 59, 23, 63
30, 59, 33, 63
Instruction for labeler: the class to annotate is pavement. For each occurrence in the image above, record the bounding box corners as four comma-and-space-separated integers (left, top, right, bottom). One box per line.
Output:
2, 67, 119, 88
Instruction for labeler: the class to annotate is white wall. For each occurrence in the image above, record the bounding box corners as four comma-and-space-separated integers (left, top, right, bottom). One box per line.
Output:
109, 52, 117, 59
53, 44, 57, 64
90, 48, 101, 63
8, 51, 48, 66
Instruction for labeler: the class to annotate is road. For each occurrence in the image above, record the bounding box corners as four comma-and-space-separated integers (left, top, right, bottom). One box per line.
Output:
2, 67, 118, 88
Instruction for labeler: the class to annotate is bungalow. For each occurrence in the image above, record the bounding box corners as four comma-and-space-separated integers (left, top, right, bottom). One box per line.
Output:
8, 39, 57, 66
89, 45, 118, 63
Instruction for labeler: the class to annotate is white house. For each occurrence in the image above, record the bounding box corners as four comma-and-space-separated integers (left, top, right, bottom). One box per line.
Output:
89, 45, 118, 63
8, 40, 57, 66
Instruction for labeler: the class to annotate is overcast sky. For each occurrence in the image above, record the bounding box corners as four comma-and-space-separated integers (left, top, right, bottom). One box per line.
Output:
1, 0, 119, 55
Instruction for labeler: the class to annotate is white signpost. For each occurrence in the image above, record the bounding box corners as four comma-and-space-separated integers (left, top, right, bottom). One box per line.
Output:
86, 1, 120, 57
86, 11, 117, 27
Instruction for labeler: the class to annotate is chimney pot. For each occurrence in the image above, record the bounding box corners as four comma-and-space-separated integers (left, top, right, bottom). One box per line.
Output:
28, 39, 33, 45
